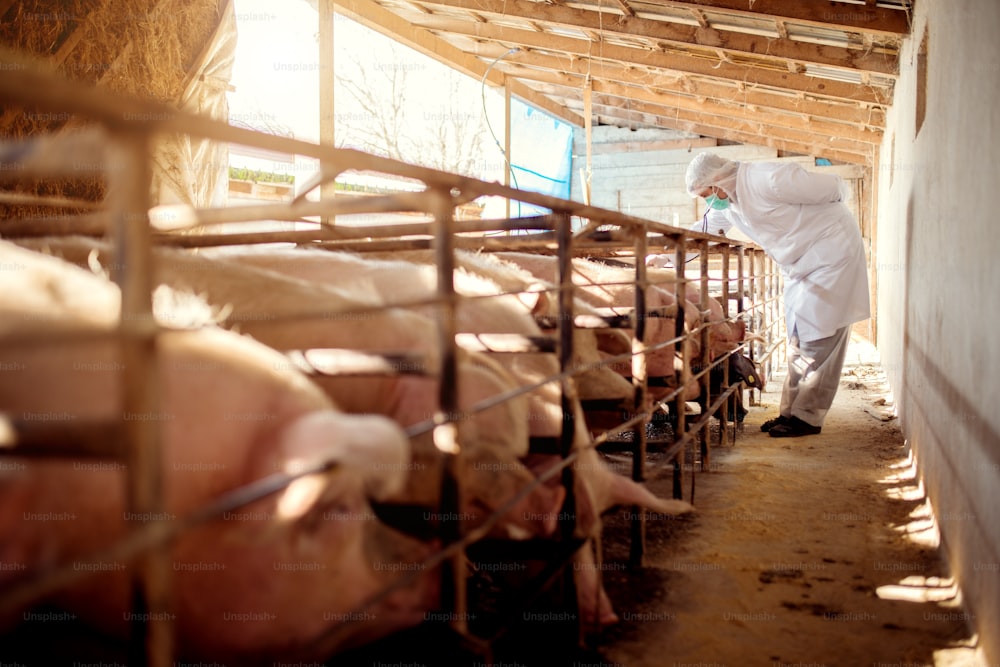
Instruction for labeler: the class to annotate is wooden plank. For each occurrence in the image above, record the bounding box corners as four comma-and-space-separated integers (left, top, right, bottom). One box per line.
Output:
579, 143, 778, 170
413, 0, 900, 75
110, 134, 174, 667
319, 0, 336, 225
555, 79, 884, 145
407, 18, 891, 105
585, 95, 877, 154
483, 48, 887, 128
651, 0, 910, 36
579, 100, 871, 164
589, 137, 717, 155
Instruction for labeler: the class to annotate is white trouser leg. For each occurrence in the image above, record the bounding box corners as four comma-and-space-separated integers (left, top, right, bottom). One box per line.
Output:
779, 326, 851, 427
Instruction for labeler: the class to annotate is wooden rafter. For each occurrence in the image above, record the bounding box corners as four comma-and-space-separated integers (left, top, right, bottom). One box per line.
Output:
408, 0, 899, 77
403, 17, 893, 106
647, 0, 910, 36
576, 98, 871, 165
477, 46, 886, 129
559, 88, 875, 155
615, 0, 635, 18
538, 78, 882, 145
329, 0, 905, 146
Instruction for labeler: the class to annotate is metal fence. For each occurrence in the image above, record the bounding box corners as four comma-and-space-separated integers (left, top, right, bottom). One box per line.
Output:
0, 64, 784, 665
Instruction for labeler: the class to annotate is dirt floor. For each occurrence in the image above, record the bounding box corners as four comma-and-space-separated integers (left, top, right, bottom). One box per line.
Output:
594, 334, 988, 667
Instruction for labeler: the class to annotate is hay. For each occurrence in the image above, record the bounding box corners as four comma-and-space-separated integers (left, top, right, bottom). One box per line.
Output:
0, 0, 225, 220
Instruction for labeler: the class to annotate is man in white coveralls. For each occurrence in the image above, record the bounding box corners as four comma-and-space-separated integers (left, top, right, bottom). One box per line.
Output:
684, 153, 870, 438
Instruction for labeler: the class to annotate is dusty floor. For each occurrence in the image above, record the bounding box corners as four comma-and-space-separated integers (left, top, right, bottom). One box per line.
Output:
594, 335, 988, 667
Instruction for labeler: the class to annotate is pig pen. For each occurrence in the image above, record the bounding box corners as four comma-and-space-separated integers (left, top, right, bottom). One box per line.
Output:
0, 66, 783, 666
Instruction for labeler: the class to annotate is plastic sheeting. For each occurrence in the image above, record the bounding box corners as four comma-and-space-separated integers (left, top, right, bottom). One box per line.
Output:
484, 100, 573, 220
150, 1, 238, 211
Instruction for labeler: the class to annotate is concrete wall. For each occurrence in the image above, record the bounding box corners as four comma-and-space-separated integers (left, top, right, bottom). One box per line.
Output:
875, 1, 1000, 661
569, 127, 778, 224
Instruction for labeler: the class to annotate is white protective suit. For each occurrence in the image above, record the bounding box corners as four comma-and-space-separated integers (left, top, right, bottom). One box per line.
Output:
695, 160, 870, 343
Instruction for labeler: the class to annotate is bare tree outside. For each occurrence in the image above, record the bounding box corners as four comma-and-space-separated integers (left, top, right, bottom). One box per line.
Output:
334, 39, 497, 181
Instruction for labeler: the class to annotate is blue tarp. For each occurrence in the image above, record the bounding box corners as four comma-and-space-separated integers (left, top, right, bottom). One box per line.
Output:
505, 101, 574, 217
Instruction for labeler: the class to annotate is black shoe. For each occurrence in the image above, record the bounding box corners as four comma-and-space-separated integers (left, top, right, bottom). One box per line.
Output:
768, 416, 822, 438
760, 415, 790, 432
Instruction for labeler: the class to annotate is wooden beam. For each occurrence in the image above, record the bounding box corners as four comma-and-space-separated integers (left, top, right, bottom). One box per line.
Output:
406, 17, 892, 105
412, 0, 899, 76
648, 0, 910, 36
330, 0, 584, 127
615, 0, 636, 18
573, 95, 873, 160
488, 50, 886, 129
589, 137, 718, 155
583, 78, 593, 204
543, 77, 883, 145
319, 0, 336, 225
504, 76, 511, 219
584, 99, 871, 165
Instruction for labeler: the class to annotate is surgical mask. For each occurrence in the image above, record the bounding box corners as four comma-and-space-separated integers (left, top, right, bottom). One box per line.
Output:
705, 192, 730, 210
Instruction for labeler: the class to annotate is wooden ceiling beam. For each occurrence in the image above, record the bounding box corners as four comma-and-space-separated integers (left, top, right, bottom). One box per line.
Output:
403, 16, 892, 105
330, 0, 584, 127
615, 0, 635, 18
563, 98, 870, 164
476, 45, 886, 129
413, 0, 899, 76
543, 77, 882, 145
648, 0, 910, 37
549, 86, 875, 155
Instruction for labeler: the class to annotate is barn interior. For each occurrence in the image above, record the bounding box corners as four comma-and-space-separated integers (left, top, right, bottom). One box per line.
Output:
0, 1, 998, 666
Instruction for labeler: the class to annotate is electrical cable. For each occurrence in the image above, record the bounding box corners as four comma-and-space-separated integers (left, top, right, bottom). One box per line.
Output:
480, 47, 522, 220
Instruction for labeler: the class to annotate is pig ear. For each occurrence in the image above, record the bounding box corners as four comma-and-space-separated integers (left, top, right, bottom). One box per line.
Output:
595, 329, 632, 356
268, 411, 411, 503
517, 282, 551, 318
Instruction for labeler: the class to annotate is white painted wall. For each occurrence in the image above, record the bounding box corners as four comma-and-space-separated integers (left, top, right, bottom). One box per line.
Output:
875, 1, 1000, 661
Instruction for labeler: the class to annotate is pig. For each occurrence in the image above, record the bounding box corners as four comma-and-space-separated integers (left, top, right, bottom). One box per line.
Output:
0, 240, 439, 662
12, 236, 566, 542
203, 245, 635, 404
490, 253, 692, 377
193, 245, 695, 625
17, 237, 694, 629
494, 253, 751, 404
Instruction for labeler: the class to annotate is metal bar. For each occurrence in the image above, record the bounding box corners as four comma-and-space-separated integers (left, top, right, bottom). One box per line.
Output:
318, 0, 336, 226
672, 237, 687, 501
698, 241, 711, 474
735, 245, 751, 411
720, 245, 732, 447
629, 224, 648, 568
747, 248, 759, 406
555, 212, 577, 542
109, 134, 173, 667
0, 417, 122, 459
430, 190, 468, 636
